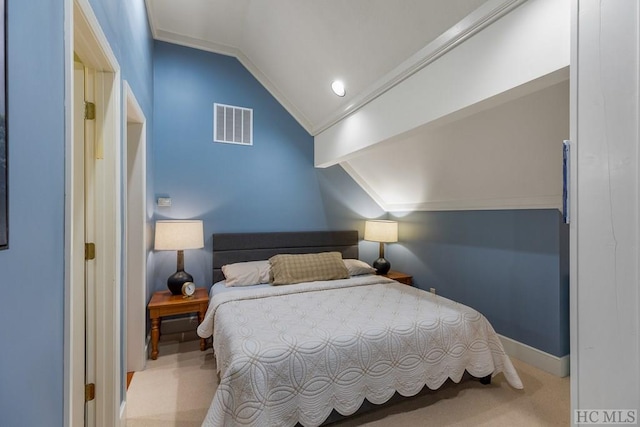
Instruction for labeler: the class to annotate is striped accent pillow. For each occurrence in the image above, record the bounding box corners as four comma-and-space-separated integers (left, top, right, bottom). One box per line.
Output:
269, 252, 349, 285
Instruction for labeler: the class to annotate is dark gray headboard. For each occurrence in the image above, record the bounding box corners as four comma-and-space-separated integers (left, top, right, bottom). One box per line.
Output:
212, 230, 359, 283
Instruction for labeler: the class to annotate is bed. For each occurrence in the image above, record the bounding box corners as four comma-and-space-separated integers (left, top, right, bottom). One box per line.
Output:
197, 230, 523, 427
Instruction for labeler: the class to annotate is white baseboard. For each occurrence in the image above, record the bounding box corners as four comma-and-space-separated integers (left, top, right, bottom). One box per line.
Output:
143, 334, 150, 368
498, 334, 569, 377
119, 400, 126, 427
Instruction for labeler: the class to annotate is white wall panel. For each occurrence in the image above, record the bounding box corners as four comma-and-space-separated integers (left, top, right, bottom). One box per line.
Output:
571, 0, 639, 422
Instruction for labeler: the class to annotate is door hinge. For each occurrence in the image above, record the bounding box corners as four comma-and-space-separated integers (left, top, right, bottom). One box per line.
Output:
85, 242, 96, 260
85, 383, 96, 402
85, 102, 96, 120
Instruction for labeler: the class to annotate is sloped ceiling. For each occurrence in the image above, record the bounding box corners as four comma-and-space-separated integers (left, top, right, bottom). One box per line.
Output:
145, 0, 498, 134
145, 0, 570, 212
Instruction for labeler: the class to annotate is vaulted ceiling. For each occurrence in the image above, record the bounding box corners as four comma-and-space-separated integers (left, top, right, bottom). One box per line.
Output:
145, 0, 570, 212
145, 0, 491, 135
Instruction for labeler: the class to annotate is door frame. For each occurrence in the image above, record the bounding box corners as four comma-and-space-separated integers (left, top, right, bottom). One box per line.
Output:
123, 80, 148, 375
65, 0, 123, 426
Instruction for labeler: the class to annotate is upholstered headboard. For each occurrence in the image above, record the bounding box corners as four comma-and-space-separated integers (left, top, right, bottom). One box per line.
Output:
211, 230, 359, 283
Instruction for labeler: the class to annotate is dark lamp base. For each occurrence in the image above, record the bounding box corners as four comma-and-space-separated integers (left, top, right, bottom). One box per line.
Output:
373, 258, 391, 275
167, 270, 194, 295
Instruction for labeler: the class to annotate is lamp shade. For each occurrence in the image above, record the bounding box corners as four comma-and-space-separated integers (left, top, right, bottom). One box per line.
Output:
364, 220, 398, 243
154, 220, 204, 250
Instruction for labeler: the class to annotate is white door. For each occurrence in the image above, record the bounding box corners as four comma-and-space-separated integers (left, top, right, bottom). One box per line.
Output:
83, 65, 98, 427
73, 59, 97, 427
71, 2, 123, 424
124, 82, 147, 374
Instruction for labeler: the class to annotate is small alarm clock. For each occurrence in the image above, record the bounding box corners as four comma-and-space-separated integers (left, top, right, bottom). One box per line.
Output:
181, 281, 196, 297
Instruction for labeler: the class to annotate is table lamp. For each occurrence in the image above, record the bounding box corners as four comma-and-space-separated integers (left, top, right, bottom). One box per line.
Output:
364, 220, 398, 275
154, 220, 204, 295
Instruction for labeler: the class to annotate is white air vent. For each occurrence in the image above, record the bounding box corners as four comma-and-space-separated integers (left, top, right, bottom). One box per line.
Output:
214, 103, 253, 146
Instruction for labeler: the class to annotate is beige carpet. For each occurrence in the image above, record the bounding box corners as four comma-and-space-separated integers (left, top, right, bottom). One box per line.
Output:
126, 337, 570, 427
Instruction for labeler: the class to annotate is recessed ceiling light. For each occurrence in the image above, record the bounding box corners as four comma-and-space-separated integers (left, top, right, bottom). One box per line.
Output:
331, 80, 346, 97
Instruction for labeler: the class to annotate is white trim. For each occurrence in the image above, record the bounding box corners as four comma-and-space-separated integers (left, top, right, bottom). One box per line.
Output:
340, 162, 562, 213
143, 0, 159, 40
568, 0, 579, 419
123, 80, 148, 374
154, 29, 239, 59
570, 0, 639, 417
144, 334, 151, 362
84, 66, 98, 427
92, 68, 123, 427
73, 0, 119, 72
385, 196, 563, 213
151, 28, 316, 134
146, 0, 527, 136
235, 51, 315, 134
339, 162, 388, 210
119, 401, 127, 426
315, 0, 570, 169
312, 0, 529, 135
498, 334, 570, 377
66, 1, 123, 427
64, 56, 86, 427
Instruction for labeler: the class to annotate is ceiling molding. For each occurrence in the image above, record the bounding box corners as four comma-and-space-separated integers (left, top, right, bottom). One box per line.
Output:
341, 161, 561, 213
311, 0, 530, 135
150, 31, 316, 134
384, 195, 562, 213
153, 30, 241, 59
146, 0, 528, 137
339, 162, 389, 212
234, 53, 315, 134
144, 0, 159, 39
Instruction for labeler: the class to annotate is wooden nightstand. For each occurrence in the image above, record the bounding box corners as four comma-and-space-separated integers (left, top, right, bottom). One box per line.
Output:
147, 287, 209, 360
382, 270, 413, 285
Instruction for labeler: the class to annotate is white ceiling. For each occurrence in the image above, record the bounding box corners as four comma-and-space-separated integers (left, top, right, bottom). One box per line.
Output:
145, 0, 491, 134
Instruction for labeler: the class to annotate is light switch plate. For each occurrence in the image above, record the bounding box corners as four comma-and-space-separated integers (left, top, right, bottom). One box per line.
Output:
157, 197, 172, 207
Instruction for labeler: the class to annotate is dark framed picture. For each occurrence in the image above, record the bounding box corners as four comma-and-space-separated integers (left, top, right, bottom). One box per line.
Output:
0, 0, 7, 249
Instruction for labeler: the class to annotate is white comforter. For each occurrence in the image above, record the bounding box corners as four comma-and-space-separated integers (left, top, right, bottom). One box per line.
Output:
197, 275, 523, 427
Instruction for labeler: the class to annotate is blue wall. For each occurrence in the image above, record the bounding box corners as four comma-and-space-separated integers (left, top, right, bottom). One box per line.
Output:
0, 2, 66, 426
0, 1, 154, 426
151, 41, 383, 292
388, 209, 570, 357
151, 41, 569, 358
0, 3, 569, 424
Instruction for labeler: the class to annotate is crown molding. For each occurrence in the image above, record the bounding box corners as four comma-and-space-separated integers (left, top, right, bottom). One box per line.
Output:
339, 163, 389, 212
234, 53, 315, 133
311, 0, 530, 136
144, 0, 159, 39
146, 0, 528, 137
150, 29, 316, 134
153, 30, 240, 59
384, 195, 562, 213
341, 162, 561, 213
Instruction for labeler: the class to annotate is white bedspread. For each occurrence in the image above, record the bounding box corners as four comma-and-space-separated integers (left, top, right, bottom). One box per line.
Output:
197, 275, 523, 427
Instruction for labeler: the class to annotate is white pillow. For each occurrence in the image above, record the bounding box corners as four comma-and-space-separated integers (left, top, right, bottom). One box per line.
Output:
343, 259, 376, 276
222, 260, 271, 287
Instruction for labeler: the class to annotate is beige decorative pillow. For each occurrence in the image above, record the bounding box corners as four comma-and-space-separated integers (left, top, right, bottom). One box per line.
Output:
222, 260, 271, 287
343, 259, 376, 276
269, 252, 349, 285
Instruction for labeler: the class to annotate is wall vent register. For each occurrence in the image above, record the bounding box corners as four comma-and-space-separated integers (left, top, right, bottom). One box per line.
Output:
214, 103, 253, 146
